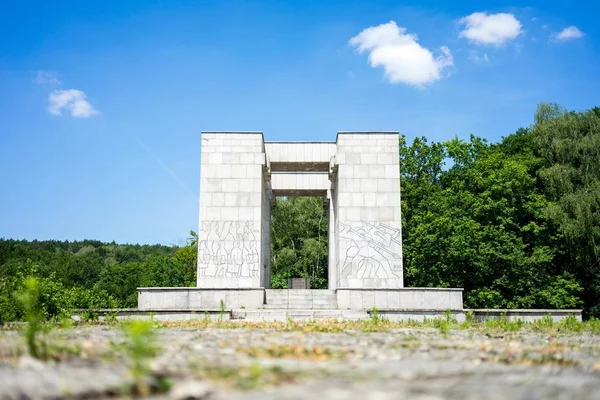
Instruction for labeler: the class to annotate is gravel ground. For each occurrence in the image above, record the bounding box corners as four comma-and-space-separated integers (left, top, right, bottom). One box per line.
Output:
1, 325, 600, 399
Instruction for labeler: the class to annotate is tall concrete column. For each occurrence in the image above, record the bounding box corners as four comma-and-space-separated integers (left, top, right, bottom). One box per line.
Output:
334, 132, 403, 289
261, 173, 273, 288
327, 188, 337, 290
197, 132, 267, 288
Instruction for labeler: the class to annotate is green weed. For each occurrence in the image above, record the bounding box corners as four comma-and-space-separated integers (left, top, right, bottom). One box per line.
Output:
587, 318, 600, 334
428, 310, 456, 335
483, 314, 524, 332
532, 315, 555, 332
80, 310, 99, 323
53, 314, 74, 330
460, 310, 476, 329
105, 310, 119, 325
286, 317, 298, 330
370, 308, 380, 323
15, 277, 49, 359
558, 315, 584, 333
219, 300, 226, 320
120, 320, 161, 395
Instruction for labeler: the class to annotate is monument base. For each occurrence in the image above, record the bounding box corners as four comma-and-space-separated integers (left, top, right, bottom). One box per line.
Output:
137, 287, 265, 310
137, 287, 463, 311
336, 288, 463, 310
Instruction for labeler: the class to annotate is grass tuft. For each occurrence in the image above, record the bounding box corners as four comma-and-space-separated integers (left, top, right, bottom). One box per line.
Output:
119, 320, 161, 395
15, 277, 49, 360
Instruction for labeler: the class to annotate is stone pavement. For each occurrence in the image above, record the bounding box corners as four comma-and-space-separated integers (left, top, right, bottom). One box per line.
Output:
1, 325, 600, 399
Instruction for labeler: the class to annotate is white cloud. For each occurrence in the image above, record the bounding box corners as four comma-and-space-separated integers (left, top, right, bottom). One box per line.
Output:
34, 70, 62, 86
458, 12, 522, 45
554, 26, 584, 41
469, 51, 489, 63
47, 89, 99, 118
349, 21, 453, 87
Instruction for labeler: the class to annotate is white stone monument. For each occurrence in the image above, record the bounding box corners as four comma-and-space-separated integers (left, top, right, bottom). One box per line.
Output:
137, 131, 463, 312
197, 131, 403, 290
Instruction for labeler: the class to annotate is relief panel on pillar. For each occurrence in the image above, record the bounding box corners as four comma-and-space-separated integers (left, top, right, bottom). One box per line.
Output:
338, 222, 403, 280
198, 221, 260, 279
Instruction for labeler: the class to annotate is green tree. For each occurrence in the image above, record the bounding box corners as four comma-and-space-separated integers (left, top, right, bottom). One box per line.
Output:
401, 131, 581, 309
533, 103, 600, 316
173, 230, 198, 286
0, 238, 193, 318
95, 261, 144, 308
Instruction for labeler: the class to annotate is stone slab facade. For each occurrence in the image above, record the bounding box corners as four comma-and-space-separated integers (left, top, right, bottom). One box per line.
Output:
137, 287, 463, 311
333, 133, 403, 289
336, 288, 463, 310
137, 287, 265, 310
197, 131, 403, 290
197, 133, 268, 288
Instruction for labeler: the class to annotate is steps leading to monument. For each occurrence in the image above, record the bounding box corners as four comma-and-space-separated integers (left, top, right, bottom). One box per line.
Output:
264, 289, 337, 309
232, 308, 367, 321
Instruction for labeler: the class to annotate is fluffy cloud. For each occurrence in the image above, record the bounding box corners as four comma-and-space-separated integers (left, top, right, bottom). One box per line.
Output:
458, 12, 522, 45
554, 26, 584, 41
47, 89, 98, 118
34, 70, 62, 86
349, 21, 453, 87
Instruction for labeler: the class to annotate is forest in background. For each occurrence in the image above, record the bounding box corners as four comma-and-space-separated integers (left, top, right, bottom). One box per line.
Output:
1, 103, 599, 320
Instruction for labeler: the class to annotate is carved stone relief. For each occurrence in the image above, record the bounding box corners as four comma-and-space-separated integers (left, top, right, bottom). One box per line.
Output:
198, 221, 260, 279
339, 222, 402, 279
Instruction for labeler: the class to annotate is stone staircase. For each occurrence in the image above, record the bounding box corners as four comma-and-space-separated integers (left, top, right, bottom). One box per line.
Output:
232, 309, 368, 321
264, 289, 338, 309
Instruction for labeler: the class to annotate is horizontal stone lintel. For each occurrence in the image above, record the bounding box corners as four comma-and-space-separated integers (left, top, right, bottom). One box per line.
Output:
270, 161, 330, 172
272, 189, 328, 197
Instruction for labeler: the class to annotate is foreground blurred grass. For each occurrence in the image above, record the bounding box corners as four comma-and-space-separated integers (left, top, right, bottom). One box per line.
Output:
3, 312, 599, 336
151, 313, 600, 335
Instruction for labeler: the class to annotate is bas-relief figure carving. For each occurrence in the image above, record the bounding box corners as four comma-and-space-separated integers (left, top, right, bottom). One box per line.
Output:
339, 222, 402, 279
198, 221, 260, 279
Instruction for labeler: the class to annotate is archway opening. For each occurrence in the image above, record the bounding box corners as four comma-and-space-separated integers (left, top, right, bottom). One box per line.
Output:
270, 196, 329, 289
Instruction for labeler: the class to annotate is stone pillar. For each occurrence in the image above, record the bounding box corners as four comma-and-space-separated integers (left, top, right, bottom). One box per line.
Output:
334, 132, 403, 289
327, 188, 337, 290
197, 132, 266, 288
261, 171, 273, 288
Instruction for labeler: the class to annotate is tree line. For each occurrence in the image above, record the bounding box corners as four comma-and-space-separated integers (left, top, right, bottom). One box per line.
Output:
0, 102, 598, 320
401, 103, 599, 317
0, 238, 197, 321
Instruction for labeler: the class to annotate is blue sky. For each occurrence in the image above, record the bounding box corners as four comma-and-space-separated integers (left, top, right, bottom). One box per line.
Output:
1, 0, 598, 245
